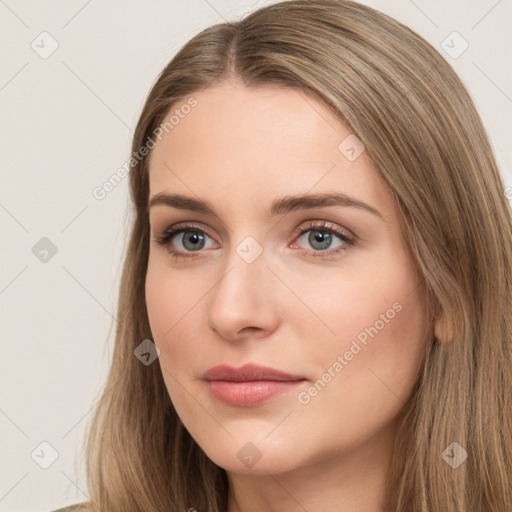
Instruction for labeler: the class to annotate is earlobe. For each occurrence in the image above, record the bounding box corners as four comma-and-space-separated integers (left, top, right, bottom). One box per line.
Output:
434, 312, 456, 344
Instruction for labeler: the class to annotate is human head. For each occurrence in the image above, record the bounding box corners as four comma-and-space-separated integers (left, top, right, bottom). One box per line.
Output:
84, 2, 512, 511
146, 80, 429, 509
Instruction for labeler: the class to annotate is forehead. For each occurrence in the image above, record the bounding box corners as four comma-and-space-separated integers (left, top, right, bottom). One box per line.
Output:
147, 83, 396, 220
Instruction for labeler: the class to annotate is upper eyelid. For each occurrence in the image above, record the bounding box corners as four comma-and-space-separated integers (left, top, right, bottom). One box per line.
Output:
159, 220, 352, 243
154, 221, 211, 236
154, 220, 357, 262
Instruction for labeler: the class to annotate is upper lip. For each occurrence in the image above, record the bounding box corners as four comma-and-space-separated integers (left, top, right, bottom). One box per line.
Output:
203, 363, 307, 382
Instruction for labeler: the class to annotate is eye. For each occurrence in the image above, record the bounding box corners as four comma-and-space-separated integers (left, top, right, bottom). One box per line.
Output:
291, 220, 355, 257
153, 224, 216, 260
153, 219, 356, 260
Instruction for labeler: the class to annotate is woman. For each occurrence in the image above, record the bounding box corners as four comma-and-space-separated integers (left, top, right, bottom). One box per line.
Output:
54, 0, 512, 510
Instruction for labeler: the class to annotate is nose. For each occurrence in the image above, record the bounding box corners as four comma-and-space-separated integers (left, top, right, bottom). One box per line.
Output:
207, 244, 280, 342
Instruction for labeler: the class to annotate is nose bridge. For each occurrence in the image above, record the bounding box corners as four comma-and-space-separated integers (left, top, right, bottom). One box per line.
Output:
207, 233, 278, 339
214, 234, 267, 306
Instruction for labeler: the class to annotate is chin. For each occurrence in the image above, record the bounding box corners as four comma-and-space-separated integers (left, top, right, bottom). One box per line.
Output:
208, 449, 298, 476
195, 433, 301, 475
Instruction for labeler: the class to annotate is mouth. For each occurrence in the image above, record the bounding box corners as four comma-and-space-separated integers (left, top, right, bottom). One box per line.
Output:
202, 363, 308, 407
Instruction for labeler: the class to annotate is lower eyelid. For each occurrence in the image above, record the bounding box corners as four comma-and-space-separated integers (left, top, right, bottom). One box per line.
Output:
157, 222, 355, 255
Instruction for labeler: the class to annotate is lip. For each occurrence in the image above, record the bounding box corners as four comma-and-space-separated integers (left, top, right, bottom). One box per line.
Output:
203, 363, 307, 407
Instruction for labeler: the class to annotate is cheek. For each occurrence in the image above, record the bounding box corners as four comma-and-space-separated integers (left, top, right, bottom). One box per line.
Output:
145, 264, 201, 410
290, 274, 426, 453
144, 264, 228, 448
300, 252, 427, 409
291, 245, 426, 373
145, 257, 204, 341
145, 259, 218, 388
145, 263, 195, 379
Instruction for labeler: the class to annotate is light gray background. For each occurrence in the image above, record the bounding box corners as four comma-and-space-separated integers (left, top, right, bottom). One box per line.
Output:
0, 1, 510, 511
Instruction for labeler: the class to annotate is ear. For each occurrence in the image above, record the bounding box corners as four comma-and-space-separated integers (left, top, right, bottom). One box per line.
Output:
434, 311, 456, 343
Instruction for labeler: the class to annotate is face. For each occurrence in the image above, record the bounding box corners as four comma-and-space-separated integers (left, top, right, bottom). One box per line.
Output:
145, 81, 429, 475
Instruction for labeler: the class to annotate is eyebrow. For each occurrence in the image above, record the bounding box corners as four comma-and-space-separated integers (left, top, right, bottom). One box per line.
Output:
148, 192, 383, 219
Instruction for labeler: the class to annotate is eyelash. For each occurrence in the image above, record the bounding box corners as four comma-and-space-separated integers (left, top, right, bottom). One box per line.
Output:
153, 220, 356, 260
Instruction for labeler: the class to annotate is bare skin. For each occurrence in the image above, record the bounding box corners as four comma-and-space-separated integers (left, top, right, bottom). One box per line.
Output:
145, 80, 429, 512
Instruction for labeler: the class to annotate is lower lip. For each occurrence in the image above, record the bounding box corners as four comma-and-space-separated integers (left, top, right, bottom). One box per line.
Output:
206, 380, 305, 407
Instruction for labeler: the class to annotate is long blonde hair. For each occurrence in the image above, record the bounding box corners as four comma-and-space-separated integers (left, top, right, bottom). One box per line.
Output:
79, 1, 512, 510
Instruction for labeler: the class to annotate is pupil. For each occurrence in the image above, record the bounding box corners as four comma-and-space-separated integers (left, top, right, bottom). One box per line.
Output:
310, 230, 331, 250
184, 232, 204, 250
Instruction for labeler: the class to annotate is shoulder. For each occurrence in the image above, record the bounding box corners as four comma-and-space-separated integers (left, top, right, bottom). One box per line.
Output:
51, 503, 90, 512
